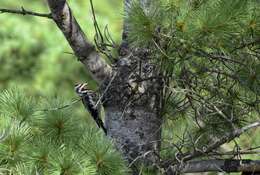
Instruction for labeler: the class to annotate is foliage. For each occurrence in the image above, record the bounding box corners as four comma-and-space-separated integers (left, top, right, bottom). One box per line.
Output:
0, 0, 126, 174
125, 0, 260, 161
0, 88, 128, 175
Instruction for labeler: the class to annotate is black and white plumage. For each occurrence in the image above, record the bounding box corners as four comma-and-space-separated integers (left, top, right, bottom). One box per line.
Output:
75, 83, 107, 135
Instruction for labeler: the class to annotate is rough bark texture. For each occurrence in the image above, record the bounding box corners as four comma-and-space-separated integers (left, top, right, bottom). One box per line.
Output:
105, 108, 161, 165
166, 159, 260, 174
101, 47, 164, 173
105, 1, 163, 171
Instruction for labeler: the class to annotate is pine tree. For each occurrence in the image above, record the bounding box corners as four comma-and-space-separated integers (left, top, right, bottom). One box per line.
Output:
0, 88, 127, 175
0, 0, 260, 174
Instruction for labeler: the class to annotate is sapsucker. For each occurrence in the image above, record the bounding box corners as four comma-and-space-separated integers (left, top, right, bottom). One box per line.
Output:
74, 83, 107, 134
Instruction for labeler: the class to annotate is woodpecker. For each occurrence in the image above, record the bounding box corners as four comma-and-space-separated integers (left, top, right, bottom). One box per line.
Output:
74, 83, 107, 135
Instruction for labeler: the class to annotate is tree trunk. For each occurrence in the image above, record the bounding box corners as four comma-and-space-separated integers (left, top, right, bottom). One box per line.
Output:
105, 108, 161, 170
46, 0, 162, 173
102, 50, 163, 173
101, 0, 164, 173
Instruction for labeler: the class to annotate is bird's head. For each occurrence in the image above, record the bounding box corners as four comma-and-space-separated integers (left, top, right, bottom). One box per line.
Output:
74, 83, 89, 96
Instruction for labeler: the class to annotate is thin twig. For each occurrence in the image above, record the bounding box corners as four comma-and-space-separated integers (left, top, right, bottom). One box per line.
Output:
128, 151, 153, 168
194, 48, 245, 66
232, 38, 260, 52
169, 159, 260, 173
0, 6, 52, 19
209, 150, 260, 156
94, 72, 118, 108
39, 98, 81, 112
162, 121, 260, 169
183, 121, 260, 161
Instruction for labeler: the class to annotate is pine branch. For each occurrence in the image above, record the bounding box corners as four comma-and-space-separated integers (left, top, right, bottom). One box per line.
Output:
46, 0, 112, 84
185, 122, 260, 160
40, 98, 81, 112
208, 146, 260, 156
167, 159, 260, 174
0, 7, 52, 18
194, 49, 245, 65
0, 2, 113, 84
123, 0, 151, 39
162, 121, 260, 170
232, 38, 260, 52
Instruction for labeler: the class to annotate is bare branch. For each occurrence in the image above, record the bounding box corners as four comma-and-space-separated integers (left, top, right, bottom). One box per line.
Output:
209, 150, 260, 156
162, 121, 260, 170
46, 0, 112, 84
194, 48, 246, 65
0, 2, 112, 84
39, 98, 81, 112
0, 7, 52, 19
168, 159, 260, 174
184, 121, 260, 161
232, 38, 260, 52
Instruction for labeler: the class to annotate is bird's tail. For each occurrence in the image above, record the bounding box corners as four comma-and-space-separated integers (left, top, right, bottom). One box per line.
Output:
96, 118, 107, 135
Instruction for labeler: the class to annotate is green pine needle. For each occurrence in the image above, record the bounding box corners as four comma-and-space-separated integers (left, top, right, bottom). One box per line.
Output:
0, 87, 36, 123
79, 129, 128, 175
48, 147, 96, 175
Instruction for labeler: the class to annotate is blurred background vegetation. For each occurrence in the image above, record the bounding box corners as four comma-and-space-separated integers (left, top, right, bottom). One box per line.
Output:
0, 0, 123, 118
0, 0, 123, 93
0, 1, 128, 174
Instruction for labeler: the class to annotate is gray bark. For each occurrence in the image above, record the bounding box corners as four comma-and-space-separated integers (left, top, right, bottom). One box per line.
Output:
105, 108, 161, 166
102, 46, 163, 172
46, 0, 112, 84
166, 159, 260, 174
105, 0, 164, 172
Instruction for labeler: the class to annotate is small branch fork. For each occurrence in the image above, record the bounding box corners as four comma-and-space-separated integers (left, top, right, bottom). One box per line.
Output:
162, 121, 260, 173
0, 1, 113, 84
184, 121, 260, 161
169, 159, 260, 173
46, 0, 112, 84
0, 7, 52, 19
